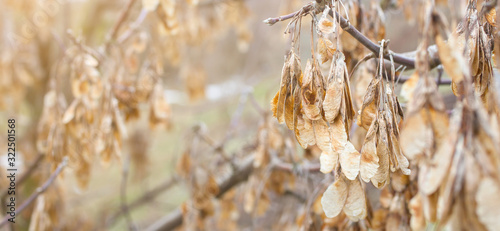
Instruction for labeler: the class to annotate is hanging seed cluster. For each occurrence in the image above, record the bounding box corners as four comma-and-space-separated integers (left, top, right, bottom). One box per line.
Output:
269, 0, 500, 230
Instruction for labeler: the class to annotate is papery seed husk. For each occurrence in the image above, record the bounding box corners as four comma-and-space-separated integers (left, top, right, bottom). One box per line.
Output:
320, 151, 338, 174
437, 137, 463, 223
284, 84, 295, 130
277, 58, 291, 124
390, 131, 410, 175
330, 116, 348, 152
318, 7, 335, 35
271, 91, 279, 118
321, 175, 348, 218
324, 79, 343, 123
420, 135, 459, 195
359, 78, 380, 130
409, 194, 426, 231
421, 192, 438, 222
476, 177, 500, 231
400, 110, 433, 160
296, 115, 315, 148
371, 120, 390, 188
317, 37, 335, 64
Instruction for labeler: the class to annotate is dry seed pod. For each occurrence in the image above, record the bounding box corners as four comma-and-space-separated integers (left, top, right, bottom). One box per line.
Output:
329, 115, 347, 153
343, 179, 367, 221
320, 151, 338, 173
370, 117, 390, 188
476, 177, 500, 231
301, 59, 323, 121
295, 115, 316, 148
274, 56, 291, 123
359, 119, 379, 182
358, 78, 380, 130
313, 118, 332, 154
400, 77, 449, 161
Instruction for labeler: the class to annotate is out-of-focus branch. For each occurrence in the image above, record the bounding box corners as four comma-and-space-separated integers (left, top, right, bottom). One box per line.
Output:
106, 176, 178, 227
0, 158, 68, 228
145, 157, 254, 231
480, 0, 498, 17
105, 0, 137, 48
264, 5, 442, 69
0, 153, 45, 199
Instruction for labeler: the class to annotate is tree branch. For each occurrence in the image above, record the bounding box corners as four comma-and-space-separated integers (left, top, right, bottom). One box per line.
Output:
0, 157, 68, 228
264, 5, 442, 69
106, 176, 178, 227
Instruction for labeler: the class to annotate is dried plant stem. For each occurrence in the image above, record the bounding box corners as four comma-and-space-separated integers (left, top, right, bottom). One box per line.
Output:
264, 7, 442, 69
0, 158, 68, 228
120, 152, 138, 231
106, 176, 178, 227
144, 156, 320, 231
105, 0, 137, 47
0, 153, 45, 199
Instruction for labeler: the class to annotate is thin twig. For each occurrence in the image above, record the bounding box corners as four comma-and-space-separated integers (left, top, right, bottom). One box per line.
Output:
0, 153, 45, 199
121, 152, 138, 231
117, 8, 149, 44
0, 157, 68, 228
106, 176, 178, 227
144, 156, 255, 231
105, 0, 137, 48
264, 6, 442, 69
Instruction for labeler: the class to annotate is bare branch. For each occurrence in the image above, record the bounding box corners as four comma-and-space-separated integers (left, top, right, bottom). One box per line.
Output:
105, 0, 137, 47
0, 158, 68, 228
144, 155, 320, 231
0, 153, 45, 199
264, 6, 442, 69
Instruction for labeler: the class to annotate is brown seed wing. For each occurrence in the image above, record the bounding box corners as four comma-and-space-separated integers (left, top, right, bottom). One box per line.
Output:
321, 176, 348, 218
343, 179, 367, 221
340, 141, 361, 180
360, 119, 379, 182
